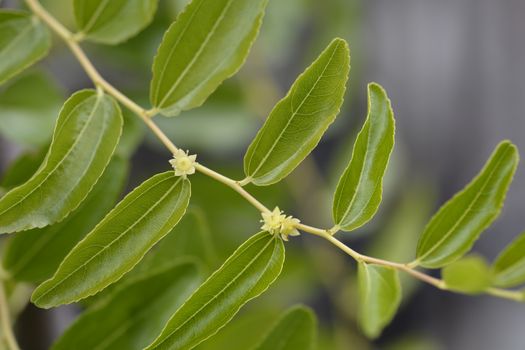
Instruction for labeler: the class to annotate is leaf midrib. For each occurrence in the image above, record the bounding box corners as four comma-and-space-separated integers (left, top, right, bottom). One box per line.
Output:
337, 103, 392, 228
157, 0, 235, 109
92, 276, 194, 350
247, 41, 342, 178
0, 94, 103, 218
335, 117, 371, 225
80, 0, 112, 34
8, 128, 115, 278
418, 147, 511, 262
495, 259, 525, 280
152, 235, 274, 348
34, 177, 181, 304
0, 17, 35, 59
151, 0, 205, 105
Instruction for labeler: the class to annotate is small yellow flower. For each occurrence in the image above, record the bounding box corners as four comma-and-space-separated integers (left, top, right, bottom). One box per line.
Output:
280, 215, 300, 241
261, 207, 285, 234
260, 207, 300, 241
169, 149, 197, 178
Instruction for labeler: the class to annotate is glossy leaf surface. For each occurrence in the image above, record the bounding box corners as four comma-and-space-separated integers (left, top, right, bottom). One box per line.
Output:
138, 207, 218, 272
74, 0, 158, 44
357, 263, 401, 339
253, 305, 317, 350
492, 232, 525, 288
79, 207, 215, 308
0, 89, 122, 233
2, 157, 128, 283
32, 173, 190, 308
244, 38, 350, 185
52, 261, 202, 350
332, 83, 395, 231
150, 0, 268, 116
0, 10, 51, 84
145, 231, 285, 350
415, 141, 519, 268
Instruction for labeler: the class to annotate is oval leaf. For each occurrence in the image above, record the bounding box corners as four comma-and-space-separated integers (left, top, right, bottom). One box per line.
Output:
442, 255, 492, 294
79, 207, 216, 308
243, 38, 350, 186
0, 10, 51, 84
74, 0, 158, 44
492, 231, 525, 288
137, 207, 218, 273
357, 263, 401, 339
332, 83, 395, 231
145, 231, 285, 350
415, 141, 519, 268
150, 0, 269, 116
0, 89, 123, 233
2, 157, 128, 283
52, 261, 202, 350
31, 172, 191, 308
253, 305, 317, 350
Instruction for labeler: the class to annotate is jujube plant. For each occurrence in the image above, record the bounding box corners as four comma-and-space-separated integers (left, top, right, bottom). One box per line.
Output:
0, 0, 524, 349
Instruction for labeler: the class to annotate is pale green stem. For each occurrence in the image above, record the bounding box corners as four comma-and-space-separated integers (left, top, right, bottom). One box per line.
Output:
25, 0, 523, 304
0, 282, 20, 350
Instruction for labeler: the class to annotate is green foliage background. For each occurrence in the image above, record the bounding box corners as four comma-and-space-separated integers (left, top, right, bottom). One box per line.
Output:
0, 0, 524, 349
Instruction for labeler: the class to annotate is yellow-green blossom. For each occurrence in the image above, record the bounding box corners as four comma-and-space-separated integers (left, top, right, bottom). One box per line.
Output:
169, 149, 196, 178
261, 207, 300, 241
280, 215, 300, 241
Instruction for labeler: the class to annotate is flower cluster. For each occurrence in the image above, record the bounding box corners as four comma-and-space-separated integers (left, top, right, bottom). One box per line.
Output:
261, 207, 300, 241
169, 149, 197, 178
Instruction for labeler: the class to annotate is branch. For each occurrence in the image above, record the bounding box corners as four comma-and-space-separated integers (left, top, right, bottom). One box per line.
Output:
25, 0, 523, 303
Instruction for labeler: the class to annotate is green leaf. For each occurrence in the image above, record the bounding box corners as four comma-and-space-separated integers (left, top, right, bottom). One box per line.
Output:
137, 207, 218, 272
332, 83, 395, 231
0, 71, 64, 147
0, 89, 123, 233
0, 10, 51, 85
2, 157, 128, 283
31, 172, 191, 308
79, 207, 216, 308
368, 184, 435, 300
194, 305, 280, 350
52, 261, 202, 350
145, 231, 285, 350
252, 305, 317, 350
0, 147, 47, 189
492, 231, 525, 288
442, 255, 492, 294
415, 141, 519, 268
150, 0, 269, 116
73, 0, 158, 44
243, 38, 350, 186
357, 263, 401, 339
116, 110, 144, 157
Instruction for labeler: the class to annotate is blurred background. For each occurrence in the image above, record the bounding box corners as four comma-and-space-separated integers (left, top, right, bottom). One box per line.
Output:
1, 0, 524, 349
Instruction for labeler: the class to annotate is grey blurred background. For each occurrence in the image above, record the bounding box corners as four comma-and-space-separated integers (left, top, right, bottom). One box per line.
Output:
363, 1, 525, 349
1, 0, 524, 349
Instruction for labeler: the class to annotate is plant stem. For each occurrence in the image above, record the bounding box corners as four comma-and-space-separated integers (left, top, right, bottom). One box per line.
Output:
486, 287, 523, 302
0, 282, 20, 350
25, 0, 523, 304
